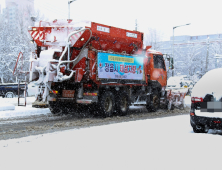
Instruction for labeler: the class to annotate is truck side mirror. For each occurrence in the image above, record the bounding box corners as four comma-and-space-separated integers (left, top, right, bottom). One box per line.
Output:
169, 58, 174, 69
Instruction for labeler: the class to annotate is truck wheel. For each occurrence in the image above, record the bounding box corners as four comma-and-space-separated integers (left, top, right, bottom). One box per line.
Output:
98, 91, 115, 117
59, 102, 73, 114
146, 96, 156, 112
152, 90, 160, 110
147, 90, 160, 112
49, 101, 62, 115
5, 92, 14, 98
115, 92, 129, 116
162, 99, 168, 109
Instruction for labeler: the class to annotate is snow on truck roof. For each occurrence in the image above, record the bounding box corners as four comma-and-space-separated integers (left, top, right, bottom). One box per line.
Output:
34, 19, 92, 28
192, 68, 222, 99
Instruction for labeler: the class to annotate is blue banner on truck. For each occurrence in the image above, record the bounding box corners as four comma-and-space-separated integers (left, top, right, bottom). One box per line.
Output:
97, 52, 144, 80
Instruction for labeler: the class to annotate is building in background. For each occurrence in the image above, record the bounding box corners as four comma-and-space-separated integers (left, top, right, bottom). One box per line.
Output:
2, 0, 34, 27
158, 34, 222, 81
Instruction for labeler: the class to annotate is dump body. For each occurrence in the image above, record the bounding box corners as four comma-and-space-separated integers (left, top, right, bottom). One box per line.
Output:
28, 19, 168, 115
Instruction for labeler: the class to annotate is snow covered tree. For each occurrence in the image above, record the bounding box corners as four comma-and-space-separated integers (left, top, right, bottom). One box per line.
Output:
209, 40, 222, 69
0, 7, 44, 83
144, 28, 164, 50
172, 41, 207, 78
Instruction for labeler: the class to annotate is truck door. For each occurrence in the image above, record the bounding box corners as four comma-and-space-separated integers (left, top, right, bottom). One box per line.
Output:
152, 54, 167, 87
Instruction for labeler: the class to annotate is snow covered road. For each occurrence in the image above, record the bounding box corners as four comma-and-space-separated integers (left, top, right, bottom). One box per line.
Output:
1, 114, 222, 170
0, 96, 221, 170
0, 96, 191, 140
0, 105, 190, 140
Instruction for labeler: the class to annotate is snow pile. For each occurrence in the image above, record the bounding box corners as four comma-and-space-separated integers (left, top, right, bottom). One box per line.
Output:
192, 68, 222, 99
0, 105, 49, 118
0, 103, 15, 111
0, 97, 49, 118
38, 49, 61, 67
0, 97, 36, 106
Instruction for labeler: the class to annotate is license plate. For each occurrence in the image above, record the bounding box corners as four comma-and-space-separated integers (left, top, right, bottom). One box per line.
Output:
201, 102, 222, 112
62, 90, 75, 98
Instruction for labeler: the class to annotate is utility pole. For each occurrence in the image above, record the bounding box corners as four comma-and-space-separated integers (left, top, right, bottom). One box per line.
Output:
172, 28, 175, 76
135, 19, 137, 31
68, 0, 76, 19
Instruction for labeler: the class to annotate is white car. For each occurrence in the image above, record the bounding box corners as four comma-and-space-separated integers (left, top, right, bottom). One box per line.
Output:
27, 81, 38, 97
190, 68, 222, 133
166, 76, 188, 91
166, 76, 183, 90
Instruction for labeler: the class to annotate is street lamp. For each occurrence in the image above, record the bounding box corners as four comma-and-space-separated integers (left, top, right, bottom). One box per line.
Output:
172, 23, 190, 76
68, 0, 76, 19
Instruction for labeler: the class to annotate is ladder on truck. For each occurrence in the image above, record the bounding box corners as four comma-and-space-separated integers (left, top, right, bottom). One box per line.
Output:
17, 78, 27, 106
13, 52, 29, 106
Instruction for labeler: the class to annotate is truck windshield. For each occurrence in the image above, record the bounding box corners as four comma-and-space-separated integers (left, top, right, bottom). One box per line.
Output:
153, 55, 166, 71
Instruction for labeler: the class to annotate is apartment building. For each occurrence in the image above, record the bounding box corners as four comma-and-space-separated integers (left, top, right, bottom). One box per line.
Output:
2, 0, 34, 27
158, 34, 222, 78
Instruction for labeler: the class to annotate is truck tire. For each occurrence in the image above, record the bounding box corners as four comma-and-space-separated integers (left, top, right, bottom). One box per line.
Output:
5, 92, 14, 98
49, 101, 63, 115
146, 95, 156, 112
98, 91, 115, 117
146, 90, 160, 112
162, 99, 168, 109
115, 92, 129, 116
153, 90, 160, 110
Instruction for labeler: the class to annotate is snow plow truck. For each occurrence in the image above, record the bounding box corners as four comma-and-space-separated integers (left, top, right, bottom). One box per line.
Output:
28, 19, 173, 117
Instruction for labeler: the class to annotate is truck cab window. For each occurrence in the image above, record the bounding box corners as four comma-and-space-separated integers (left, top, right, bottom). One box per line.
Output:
153, 55, 166, 71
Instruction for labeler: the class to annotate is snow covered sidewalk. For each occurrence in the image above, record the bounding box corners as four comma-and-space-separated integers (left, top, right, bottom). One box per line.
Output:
0, 105, 50, 118
0, 96, 36, 107
0, 102, 15, 111
0, 97, 49, 118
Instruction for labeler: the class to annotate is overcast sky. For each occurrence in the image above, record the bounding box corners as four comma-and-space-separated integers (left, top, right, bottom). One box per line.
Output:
1, 0, 222, 40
